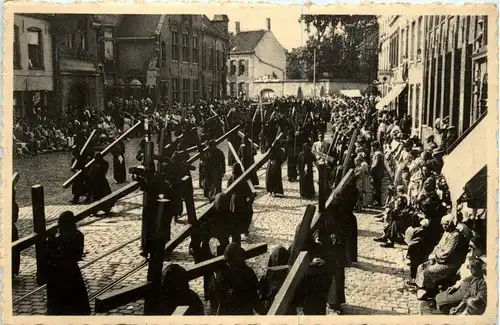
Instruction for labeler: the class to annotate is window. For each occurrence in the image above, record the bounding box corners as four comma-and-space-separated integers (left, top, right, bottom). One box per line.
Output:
161, 41, 167, 65
193, 79, 199, 100
27, 28, 43, 69
208, 42, 214, 70
192, 31, 199, 64
230, 82, 236, 97
239, 60, 245, 75
230, 60, 236, 74
172, 78, 179, 102
415, 84, 420, 128
14, 25, 20, 68
160, 80, 168, 101
104, 40, 114, 60
417, 17, 422, 60
182, 27, 189, 62
182, 79, 190, 103
410, 21, 416, 60
171, 26, 179, 61
80, 30, 87, 50
238, 82, 244, 97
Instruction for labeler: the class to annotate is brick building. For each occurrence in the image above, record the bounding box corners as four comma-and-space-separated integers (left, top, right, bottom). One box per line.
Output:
13, 14, 54, 118
50, 14, 105, 112
227, 18, 287, 99
99, 14, 229, 106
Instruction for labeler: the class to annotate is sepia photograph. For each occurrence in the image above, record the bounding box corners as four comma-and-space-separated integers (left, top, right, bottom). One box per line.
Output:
2, 3, 497, 323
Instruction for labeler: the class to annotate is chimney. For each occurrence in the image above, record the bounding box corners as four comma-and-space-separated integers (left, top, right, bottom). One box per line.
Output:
235, 21, 240, 34
266, 18, 271, 31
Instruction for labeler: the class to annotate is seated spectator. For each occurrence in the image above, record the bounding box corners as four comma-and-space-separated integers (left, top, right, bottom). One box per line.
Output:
374, 195, 413, 248
435, 236, 486, 313
449, 257, 487, 315
414, 215, 465, 300
405, 214, 433, 283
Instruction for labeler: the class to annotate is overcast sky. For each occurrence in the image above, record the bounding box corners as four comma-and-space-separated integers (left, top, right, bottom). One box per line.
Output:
225, 11, 310, 51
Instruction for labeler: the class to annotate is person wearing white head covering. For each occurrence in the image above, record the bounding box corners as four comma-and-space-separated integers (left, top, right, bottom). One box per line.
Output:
414, 214, 465, 299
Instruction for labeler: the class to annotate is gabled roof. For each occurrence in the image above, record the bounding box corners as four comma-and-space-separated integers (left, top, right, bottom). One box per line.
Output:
201, 15, 229, 39
231, 30, 266, 54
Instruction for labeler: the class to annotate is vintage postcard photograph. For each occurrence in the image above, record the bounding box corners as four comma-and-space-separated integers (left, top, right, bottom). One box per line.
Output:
1, 2, 497, 324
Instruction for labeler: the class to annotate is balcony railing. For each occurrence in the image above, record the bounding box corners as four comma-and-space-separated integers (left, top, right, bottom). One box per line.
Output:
59, 47, 96, 61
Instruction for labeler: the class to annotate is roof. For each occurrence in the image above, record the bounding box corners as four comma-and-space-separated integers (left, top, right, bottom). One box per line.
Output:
230, 30, 266, 54
213, 14, 229, 22
201, 15, 229, 39
116, 15, 162, 37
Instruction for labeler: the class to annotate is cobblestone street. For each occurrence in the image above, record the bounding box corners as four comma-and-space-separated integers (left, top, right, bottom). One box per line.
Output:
12, 142, 420, 315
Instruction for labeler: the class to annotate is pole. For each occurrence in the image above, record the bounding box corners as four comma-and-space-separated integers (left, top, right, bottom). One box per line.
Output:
313, 48, 317, 98
32, 185, 47, 285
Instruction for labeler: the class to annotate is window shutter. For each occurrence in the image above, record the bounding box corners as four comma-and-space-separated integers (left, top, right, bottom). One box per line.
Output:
245, 60, 249, 76
236, 60, 240, 76
245, 83, 249, 97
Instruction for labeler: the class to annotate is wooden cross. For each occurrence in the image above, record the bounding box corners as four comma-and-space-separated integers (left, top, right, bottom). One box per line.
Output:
311, 149, 335, 163
227, 141, 257, 194
63, 121, 142, 188
267, 169, 355, 315
93, 133, 284, 314
70, 129, 96, 170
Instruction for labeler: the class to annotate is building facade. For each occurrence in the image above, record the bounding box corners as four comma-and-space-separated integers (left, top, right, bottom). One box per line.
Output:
376, 15, 426, 134
377, 15, 488, 140
100, 14, 229, 106
13, 14, 54, 118
50, 14, 105, 113
227, 18, 286, 99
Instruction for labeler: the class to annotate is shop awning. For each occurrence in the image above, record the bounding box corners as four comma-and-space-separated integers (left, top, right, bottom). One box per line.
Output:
340, 89, 362, 98
375, 83, 407, 110
460, 165, 487, 209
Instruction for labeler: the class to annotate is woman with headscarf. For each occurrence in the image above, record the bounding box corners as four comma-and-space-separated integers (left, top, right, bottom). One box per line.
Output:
238, 134, 259, 186
46, 211, 90, 315
208, 243, 258, 315
416, 176, 445, 246
227, 164, 254, 242
266, 144, 285, 197
145, 264, 204, 315
374, 195, 413, 248
435, 236, 486, 313
255, 246, 292, 315
414, 215, 465, 299
297, 143, 316, 199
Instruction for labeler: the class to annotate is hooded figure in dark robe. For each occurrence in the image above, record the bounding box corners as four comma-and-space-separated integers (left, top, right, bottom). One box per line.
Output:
266, 145, 285, 196
298, 143, 317, 199
145, 264, 204, 315
89, 153, 112, 207
227, 164, 254, 241
238, 135, 259, 186
202, 140, 225, 201
46, 211, 90, 315
286, 126, 299, 182
70, 146, 92, 203
256, 246, 293, 315
208, 243, 258, 315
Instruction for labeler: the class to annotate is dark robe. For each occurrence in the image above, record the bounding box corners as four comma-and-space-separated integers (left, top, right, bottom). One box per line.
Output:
46, 231, 90, 315
112, 154, 126, 183
71, 153, 91, 200
266, 146, 285, 195
208, 262, 258, 315
298, 150, 316, 199
238, 143, 259, 185
89, 159, 112, 202
227, 174, 254, 239
202, 148, 225, 200
286, 129, 298, 182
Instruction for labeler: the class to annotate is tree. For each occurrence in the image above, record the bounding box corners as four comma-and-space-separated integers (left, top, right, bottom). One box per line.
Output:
297, 15, 379, 82
286, 48, 309, 79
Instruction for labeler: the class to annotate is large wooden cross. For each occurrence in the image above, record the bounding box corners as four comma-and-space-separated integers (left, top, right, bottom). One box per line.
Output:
62, 121, 142, 188
93, 133, 284, 314
267, 169, 355, 315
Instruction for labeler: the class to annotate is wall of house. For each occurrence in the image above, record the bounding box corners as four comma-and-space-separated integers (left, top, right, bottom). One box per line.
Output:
14, 15, 53, 92
251, 79, 369, 98
253, 31, 286, 80
116, 40, 156, 84
227, 53, 252, 97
